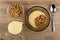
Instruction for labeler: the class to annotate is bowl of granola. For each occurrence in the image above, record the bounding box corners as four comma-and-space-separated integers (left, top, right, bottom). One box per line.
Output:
7, 2, 24, 19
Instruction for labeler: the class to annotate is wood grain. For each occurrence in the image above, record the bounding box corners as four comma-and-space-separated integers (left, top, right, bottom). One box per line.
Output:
0, 0, 60, 40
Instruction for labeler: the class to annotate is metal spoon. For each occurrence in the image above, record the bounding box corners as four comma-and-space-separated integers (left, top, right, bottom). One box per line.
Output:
50, 4, 56, 32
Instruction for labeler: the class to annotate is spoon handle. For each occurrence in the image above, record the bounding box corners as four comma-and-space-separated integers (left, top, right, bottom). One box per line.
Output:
52, 15, 55, 32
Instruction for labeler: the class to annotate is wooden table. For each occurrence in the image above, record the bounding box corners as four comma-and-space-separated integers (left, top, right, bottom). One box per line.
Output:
0, 0, 60, 40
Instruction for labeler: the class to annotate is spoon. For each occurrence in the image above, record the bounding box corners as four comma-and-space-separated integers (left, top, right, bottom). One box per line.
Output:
50, 4, 56, 32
